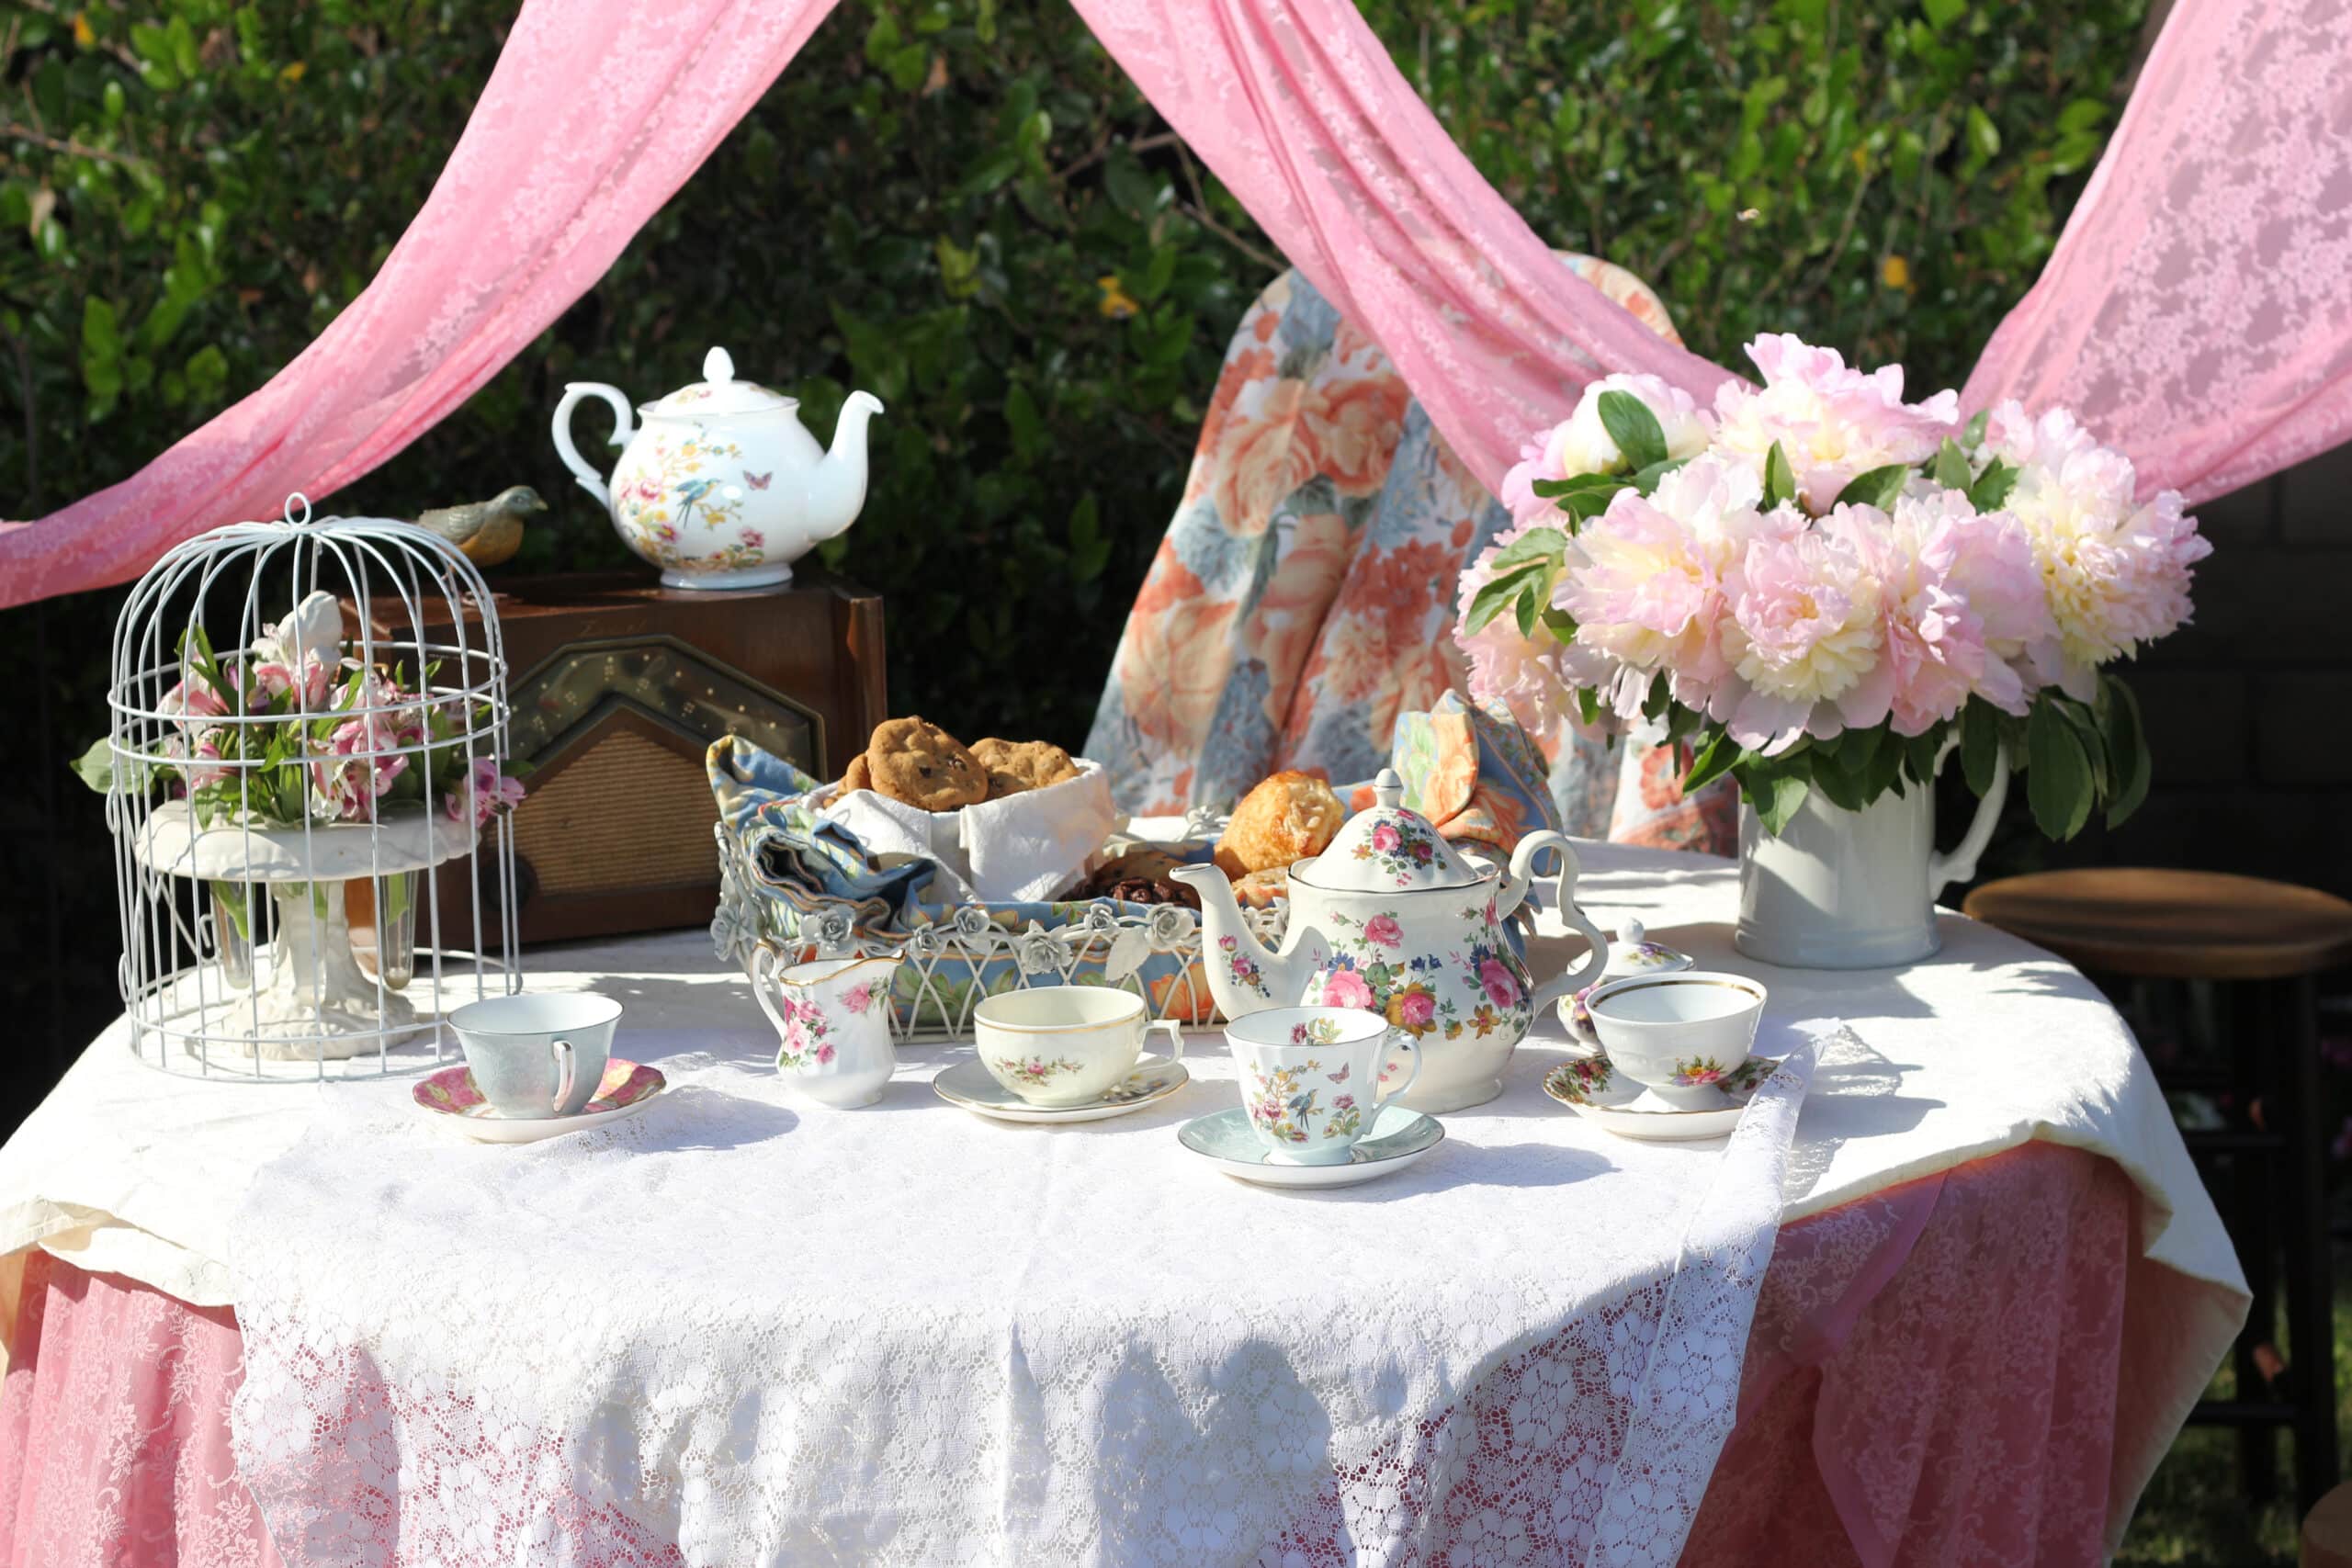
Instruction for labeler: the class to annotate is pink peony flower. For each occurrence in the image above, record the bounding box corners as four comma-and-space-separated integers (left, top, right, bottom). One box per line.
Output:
1479, 959, 1521, 1010
1718, 524, 1886, 750
1321, 969, 1374, 1010
1363, 915, 1403, 948
1498, 372, 1714, 522
842, 982, 875, 1015
1978, 400, 2209, 696
1453, 518, 1587, 745
1713, 334, 1958, 514
1370, 821, 1401, 852
1395, 989, 1437, 1029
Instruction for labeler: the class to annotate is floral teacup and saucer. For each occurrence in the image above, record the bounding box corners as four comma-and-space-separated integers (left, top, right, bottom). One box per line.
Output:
933, 986, 1190, 1124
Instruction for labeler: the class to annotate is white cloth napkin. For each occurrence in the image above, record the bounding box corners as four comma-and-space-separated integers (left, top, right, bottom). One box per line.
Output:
818, 758, 1115, 904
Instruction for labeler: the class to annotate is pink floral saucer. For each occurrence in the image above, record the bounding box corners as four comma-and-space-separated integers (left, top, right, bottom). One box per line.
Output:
1542, 1052, 1779, 1142
413, 1059, 667, 1144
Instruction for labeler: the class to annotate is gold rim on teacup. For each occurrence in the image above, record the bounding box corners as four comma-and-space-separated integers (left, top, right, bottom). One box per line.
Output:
758, 947, 904, 988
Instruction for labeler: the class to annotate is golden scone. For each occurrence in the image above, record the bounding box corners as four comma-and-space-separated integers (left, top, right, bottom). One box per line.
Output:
971, 737, 1080, 797
1214, 771, 1346, 878
865, 716, 988, 811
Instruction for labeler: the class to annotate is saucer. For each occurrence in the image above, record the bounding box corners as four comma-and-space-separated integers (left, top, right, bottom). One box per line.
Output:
1176, 1103, 1443, 1189
933, 1054, 1190, 1123
1542, 1052, 1780, 1142
413, 1058, 666, 1144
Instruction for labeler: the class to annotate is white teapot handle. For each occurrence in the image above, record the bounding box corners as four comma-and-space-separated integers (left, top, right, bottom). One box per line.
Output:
552, 381, 634, 511
1504, 830, 1611, 1010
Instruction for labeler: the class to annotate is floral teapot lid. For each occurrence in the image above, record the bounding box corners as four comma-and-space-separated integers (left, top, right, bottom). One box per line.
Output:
1597, 918, 1693, 977
640, 347, 797, 419
1294, 769, 1487, 893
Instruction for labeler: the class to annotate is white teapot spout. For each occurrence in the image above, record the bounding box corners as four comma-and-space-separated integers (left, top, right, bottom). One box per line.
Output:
807, 390, 885, 543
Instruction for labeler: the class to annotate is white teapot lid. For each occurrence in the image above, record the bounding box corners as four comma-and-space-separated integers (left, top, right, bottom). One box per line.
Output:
1600, 918, 1694, 976
1292, 769, 1487, 893
641, 347, 797, 418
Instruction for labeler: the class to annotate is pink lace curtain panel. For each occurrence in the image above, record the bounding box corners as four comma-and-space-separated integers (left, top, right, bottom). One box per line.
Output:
3, 0, 2349, 608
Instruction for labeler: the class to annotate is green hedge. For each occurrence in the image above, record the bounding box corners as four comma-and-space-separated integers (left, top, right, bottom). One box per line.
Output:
6, 0, 2143, 746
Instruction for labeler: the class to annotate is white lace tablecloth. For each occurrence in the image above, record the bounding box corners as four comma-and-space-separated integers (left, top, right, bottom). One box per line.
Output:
0, 843, 2246, 1565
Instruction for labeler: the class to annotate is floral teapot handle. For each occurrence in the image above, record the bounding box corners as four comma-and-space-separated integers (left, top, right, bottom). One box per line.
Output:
1497, 830, 1611, 1010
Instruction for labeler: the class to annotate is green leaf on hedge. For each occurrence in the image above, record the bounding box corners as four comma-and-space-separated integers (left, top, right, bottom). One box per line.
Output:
2102, 674, 2151, 829
1833, 464, 1911, 512
1969, 459, 2019, 512
1763, 441, 1797, 510
2026, 700, 2094, 840
1932, 438, 1973, 491
1961, 698, 2001, 796
1597, 389, 1669, 471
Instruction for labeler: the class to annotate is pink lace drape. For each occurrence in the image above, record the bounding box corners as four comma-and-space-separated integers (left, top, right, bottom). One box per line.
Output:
1962, 0, 2352, 502
3, 0, 2348, 606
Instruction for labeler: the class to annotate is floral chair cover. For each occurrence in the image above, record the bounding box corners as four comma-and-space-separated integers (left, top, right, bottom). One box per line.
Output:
1085, 255, 1736, 852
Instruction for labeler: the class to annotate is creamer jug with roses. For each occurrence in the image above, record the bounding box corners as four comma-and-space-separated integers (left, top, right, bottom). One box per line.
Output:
1173, 770, 1608, 1111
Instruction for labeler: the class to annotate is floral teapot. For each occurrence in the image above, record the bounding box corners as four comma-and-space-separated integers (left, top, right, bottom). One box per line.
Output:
1171, 770, 1609, 1112
552, 346, 883, 591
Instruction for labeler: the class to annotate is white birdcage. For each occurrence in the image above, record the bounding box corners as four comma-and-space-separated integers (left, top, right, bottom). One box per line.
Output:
98, 495, 520, 1078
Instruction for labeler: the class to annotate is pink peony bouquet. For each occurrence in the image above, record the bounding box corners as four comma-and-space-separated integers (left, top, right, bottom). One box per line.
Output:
74, 592, 526, 832
1455, 335, 2210, 838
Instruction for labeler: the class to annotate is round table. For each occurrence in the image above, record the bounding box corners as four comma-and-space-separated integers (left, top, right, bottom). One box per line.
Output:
0, 844, 2249, 1566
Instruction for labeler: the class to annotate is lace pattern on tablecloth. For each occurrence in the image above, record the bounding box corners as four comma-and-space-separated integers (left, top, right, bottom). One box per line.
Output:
225, 1025, 1825, 1567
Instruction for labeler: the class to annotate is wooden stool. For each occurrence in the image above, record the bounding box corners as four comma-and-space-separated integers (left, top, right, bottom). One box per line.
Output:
2305, 1477, 2352, 1567
1965, 869, 2352, 1516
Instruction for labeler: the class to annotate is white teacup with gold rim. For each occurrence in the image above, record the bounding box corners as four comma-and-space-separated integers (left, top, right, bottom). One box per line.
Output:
971, 986, 1183, 1108
1227, 1006, 1422, 1166
1583, 970, 1768, 1111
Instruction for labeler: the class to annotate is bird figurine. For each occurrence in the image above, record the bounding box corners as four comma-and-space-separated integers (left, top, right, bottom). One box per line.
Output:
413, 485, 548, 569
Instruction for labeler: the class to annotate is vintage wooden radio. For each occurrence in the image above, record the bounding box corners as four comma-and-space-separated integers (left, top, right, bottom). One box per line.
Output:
368, 570, 886, 945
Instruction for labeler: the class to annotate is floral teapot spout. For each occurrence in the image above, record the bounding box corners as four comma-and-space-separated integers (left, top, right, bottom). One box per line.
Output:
553, 346, 884, 592
1171, 769, 1609, 1112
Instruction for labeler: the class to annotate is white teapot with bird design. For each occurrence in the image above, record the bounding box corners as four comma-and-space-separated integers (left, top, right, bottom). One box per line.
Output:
553, 347, 883, 591
1171, 770, 1610, 1111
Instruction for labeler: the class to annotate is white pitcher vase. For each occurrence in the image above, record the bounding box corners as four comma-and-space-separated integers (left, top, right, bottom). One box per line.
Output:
1734, 752, 2008, 969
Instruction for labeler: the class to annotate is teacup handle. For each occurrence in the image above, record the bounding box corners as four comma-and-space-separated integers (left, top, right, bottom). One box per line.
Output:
549, 1038, 577, 1115
1375, 1033, 1421, 1108
1145, 1018, 1185, 1066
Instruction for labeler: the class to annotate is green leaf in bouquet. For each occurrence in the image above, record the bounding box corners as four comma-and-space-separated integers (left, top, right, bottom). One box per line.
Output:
1808, 748, 1866, 811
2026, 700, 2095, 840
1931, 438, 1973, 491
1835, 723, 1883, 778
1904, 729, 1945, 787
1596, 389, 1669, 471
1863, 732, 1907, 800
1832, 464, 1911, 512
2100, 673, 2152, 829
1968, 459, 2019, 512
1762, 441, 1798, 511
1513, 588, 1539, 639
1630, 457, 1690, 496
1576, 688, 1603, 728
1963, 409, 1991, 447
1539, 607, 1577, 641
1488, 526, 1572, 570
1641, 676, 1671, 722
1679, 729, 1743, 795
1961, 698, 2002, 797
1464, 561, 1543, 634
2054, 696, 2111, 797
1743, 764, 1812, 837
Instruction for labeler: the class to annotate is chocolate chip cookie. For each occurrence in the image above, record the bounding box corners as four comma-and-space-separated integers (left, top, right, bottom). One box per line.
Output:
865, 717, 988, 811
971, 737, 1080, 798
